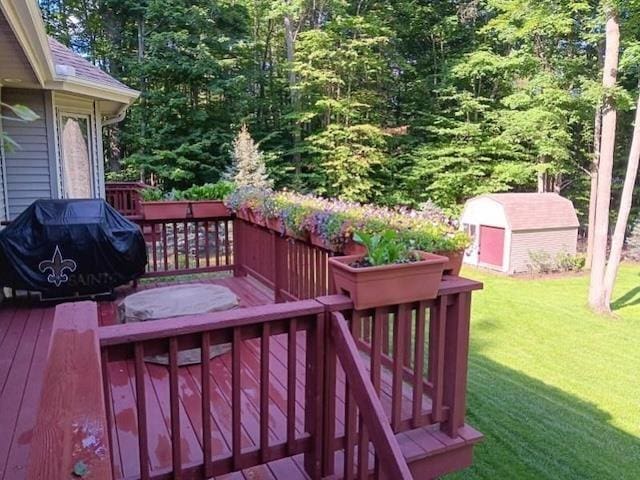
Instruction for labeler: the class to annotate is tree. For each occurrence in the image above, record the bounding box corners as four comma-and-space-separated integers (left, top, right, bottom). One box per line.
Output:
588, 8, 620, 313
228, 125, 272, 189
603, 92, 640, 307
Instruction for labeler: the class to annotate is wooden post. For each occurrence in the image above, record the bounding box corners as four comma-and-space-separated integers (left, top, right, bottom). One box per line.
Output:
441, 292, 472, 437
304, 313, 325, 479
28, 302, 113, 480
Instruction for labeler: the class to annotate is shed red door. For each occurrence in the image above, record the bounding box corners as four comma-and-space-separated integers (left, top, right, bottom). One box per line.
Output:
479, 225, 505, 267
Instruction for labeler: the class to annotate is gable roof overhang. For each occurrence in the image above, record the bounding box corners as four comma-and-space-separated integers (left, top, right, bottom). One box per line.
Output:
0, 0, 139, 114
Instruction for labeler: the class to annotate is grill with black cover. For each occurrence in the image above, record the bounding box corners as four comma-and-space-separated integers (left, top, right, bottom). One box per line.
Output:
0, 199, 147, 297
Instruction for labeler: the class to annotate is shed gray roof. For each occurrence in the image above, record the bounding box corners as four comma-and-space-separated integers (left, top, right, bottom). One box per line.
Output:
479, 193, 579, 231
48, 37, 134, 92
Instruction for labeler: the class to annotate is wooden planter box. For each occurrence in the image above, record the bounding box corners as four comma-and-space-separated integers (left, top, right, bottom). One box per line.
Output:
190, 201, 229, 219
142, 201, 190, 220
435, 249, 464, 276
265, 216, 284, 233
329, 252, 447, 309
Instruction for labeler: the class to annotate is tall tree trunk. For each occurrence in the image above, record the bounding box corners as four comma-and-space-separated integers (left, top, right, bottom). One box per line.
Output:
138, 16, 146, 183
603, 92, 640, 308
588, 12, 620, 313
586, 106, 602, 269
283, 9, 302, 184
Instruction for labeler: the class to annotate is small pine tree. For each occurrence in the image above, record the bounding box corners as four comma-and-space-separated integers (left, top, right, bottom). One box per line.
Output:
226, 125, 272, 189
625, 220, 640, 262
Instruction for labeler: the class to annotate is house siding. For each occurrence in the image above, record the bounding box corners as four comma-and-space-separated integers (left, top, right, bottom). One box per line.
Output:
509, 228, 579, 273
1, 88, 57, 219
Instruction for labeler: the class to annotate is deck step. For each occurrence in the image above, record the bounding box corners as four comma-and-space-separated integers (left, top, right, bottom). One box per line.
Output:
398, 423, 483, 479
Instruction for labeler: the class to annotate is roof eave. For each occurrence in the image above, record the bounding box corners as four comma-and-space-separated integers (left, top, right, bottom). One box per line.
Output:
47, 78, 140, 105
0, 0, 56, 87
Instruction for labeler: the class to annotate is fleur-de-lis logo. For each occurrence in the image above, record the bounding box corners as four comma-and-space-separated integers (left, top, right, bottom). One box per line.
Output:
38, 246, 77, 287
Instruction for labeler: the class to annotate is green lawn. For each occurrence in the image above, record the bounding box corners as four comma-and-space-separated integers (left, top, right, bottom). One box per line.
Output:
449, 264, 640, 479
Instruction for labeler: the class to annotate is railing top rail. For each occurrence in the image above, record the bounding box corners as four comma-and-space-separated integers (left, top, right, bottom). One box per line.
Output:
99, 299, 325, 347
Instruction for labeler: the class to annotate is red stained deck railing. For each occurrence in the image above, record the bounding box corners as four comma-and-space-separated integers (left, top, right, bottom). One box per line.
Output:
133, 216, 235, 278
106, 182, 146, 217
100, 301, 326, 479
29, 206, 482, 479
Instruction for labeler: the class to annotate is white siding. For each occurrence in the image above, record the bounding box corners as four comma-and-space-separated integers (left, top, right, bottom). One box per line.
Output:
2, 88, 57, 219
509, 228, 579, 273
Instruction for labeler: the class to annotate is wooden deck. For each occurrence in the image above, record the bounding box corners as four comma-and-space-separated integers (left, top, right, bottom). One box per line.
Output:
1, 274, 480, 480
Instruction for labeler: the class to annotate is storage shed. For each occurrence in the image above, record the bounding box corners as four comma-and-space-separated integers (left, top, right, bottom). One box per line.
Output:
460, 193, 579, 274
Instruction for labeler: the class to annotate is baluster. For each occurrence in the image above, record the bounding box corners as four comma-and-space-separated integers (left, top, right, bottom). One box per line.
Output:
287, 318, 298, 454
412, 301, 427, 427
356, 418, 369, 479
168, 337, 182, 478
134, 343, 150, 480
204, 221, 211, 267
151, 222, 158, 273
173, 222, 179, 270
370, 309, 383, 393
201, 332, 212, 477
344, 385, 356, 480
232, 328, 242, 469
183, 221, 189, 270
260, 322, 270, 463
195, 221, 200, 269
392, 304, 409, 431
214, 221, 220, 266
224, 220, 231, 266
162, 223, 168, 272
429, 297, 446, 423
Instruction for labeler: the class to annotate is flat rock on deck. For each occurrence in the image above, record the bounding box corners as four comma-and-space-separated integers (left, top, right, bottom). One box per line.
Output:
119, 284, 239, 365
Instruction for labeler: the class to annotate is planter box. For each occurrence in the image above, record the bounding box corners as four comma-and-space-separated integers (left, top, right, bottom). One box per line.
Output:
329, 252, 447, 309
266, 216, 284, 233
142, 201, 190, 220
310, 232, 336, 251
248, 209, 266, 227
342, 238, 367, 256
435, 249, 464, 276
190, 201, 229, 219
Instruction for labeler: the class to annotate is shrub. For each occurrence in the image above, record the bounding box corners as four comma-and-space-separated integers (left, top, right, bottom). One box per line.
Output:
228, 125, 272, 189
527, 250, 585, 274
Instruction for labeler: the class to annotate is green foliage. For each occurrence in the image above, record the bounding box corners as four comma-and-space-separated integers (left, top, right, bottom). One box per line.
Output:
176, 181, 235, 200
353, 230, 412, 266
228, 125, 272, 189
527, 250, 586, 274
41, 0, 640, 221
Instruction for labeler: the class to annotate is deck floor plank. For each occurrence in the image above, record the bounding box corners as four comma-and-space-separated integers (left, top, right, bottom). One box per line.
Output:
0, 307, 51, 480
0, 274, 460, 480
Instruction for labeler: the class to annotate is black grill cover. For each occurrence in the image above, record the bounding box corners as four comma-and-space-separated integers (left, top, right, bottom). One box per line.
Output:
0, 199, 147, 296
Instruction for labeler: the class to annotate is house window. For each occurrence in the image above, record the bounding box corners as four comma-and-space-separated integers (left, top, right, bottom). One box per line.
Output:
58, 114, 93, 198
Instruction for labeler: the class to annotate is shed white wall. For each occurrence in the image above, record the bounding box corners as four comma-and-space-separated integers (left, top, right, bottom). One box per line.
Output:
509, 228, 579, 273
460, 197, 511, 272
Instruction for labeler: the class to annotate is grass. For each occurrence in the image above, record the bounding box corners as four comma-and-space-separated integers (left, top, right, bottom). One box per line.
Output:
448, 263, 640, 480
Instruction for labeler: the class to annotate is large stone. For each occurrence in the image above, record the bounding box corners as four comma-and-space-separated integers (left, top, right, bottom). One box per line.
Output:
119, 284, 239, 366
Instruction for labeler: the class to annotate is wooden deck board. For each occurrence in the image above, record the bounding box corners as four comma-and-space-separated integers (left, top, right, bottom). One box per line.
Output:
0, 274, 466, 480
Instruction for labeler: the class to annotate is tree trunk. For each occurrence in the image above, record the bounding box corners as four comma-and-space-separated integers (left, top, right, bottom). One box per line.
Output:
586, 106, 602, 269
588, 12, 620, 313
283, 9, 302, 183
603, 93, 640, 308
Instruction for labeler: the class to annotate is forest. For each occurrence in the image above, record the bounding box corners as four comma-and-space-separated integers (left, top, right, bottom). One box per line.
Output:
39, 0, 640, 223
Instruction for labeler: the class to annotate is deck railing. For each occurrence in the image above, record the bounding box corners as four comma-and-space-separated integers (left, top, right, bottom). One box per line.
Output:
133, 216, 235, 278
30, 206, 481, 479
235, 219, 333, 301
99, 301, 326, 479
106, 182, 147, 217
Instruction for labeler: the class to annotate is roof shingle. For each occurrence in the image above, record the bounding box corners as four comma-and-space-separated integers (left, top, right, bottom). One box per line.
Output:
48, 37, 134, 92
480, 193, 579, 231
